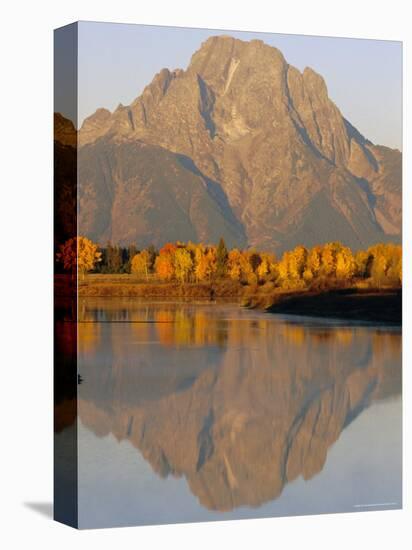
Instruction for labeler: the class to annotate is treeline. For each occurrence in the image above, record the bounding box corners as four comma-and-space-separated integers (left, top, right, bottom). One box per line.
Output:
94, 243, 155, 274
97, 239, 402, 289
57, 237, 402, 290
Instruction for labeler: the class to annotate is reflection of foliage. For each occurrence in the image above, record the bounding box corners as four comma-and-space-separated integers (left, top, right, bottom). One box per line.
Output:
78, 322, 101, 355
153, 306, 229, 348
56, 236, 101, 275
76, 300, 401, 511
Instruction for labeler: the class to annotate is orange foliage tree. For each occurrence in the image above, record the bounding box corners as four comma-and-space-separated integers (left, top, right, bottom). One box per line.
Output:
95, 237, 402, 292
56, 236, 101, 277
154, 243, 177, 281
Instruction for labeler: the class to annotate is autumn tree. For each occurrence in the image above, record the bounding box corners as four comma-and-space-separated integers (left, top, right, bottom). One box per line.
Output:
131, 250, 151, 279
335, 245, 356, 281
277, 246, 307, 288
174, 247, 193, 283
320, 243, 337, 277
154, 243, 177, 281
56, 236, 101, 277
160, 243, 178, 256
290, 246, 307, 280
363, 243, 402, 288
155, 255, 174, 280
78, 237, 401, 292
306, 246, 321, 279
227, 249, 242, 281
256, 257, 269, 282
237, 251, 255, 284
386, 246, 402, 286
194, 245, 209, 281
205, 247, 218, 280
354, 250, 370, 278
371, 254, 387, 287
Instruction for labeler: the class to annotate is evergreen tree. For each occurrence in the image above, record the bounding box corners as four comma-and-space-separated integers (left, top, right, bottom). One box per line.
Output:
249, 252, 262, 273
216, 237, 228, 278
147, 244, 158, 273
106, 242, 122, 273
124, 244, 138, 273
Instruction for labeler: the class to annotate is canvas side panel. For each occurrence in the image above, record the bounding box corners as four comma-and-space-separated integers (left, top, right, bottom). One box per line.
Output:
53, 22, 78, 529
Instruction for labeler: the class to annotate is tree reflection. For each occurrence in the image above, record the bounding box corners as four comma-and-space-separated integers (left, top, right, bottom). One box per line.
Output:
72, 301, 401, 511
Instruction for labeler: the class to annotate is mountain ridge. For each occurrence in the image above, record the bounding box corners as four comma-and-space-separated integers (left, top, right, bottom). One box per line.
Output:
60, 35, 401, 252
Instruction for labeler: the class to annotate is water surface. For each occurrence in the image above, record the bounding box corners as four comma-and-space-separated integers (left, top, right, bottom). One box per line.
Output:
73, 299, 401, 528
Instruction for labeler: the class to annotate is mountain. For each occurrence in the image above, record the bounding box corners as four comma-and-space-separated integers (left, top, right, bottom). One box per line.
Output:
74, 35, 401, 252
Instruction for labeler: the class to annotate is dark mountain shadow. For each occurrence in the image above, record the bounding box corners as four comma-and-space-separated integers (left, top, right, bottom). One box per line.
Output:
176, 153, 247, 245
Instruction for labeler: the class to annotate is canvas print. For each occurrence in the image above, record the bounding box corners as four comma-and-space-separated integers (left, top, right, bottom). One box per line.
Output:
54, 22, 402, 529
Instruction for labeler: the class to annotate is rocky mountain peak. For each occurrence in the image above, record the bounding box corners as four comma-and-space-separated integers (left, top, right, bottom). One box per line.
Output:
302, 66, 328, 95
74, 36, 401, 252
188, 35, 286, 96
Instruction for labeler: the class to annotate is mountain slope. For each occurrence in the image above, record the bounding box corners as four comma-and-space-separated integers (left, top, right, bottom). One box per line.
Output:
79, 138, 247, 248
77, 35, 401, 252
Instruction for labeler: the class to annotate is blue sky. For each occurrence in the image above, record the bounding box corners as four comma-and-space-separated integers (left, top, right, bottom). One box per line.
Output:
76, 21, 402, 150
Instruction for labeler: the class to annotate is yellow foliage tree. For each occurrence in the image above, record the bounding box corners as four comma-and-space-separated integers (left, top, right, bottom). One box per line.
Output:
277, 252, 290, 282
335, 246, 355, 280
174, 247, 193, 283
257, 257, 270, 282
307, 246, 322, 277
366, 243, 402, 287
320, 243, 337, 277
277, 246, 307, 288
239, 251, 254, 283
197, 247, 217, 281
371, 254, 388, 287
227, 249, 242, 281
194, 245, 210, 281
289, 245, 307, 280
355, 250, 370, 277
131, 250, 151, 279
57, 236, 101, 277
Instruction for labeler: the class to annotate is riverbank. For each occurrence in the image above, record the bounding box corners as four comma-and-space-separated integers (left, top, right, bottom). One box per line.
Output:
78, 275, 242, 299
262, 288, 402, 324
75, 275, 401, 324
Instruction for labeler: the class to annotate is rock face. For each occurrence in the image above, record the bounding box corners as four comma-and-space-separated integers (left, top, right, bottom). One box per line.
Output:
76, 35, 401, 252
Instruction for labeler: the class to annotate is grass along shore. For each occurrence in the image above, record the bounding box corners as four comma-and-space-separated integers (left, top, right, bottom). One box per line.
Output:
76, 274, 401, 324
78, 274, 242, 299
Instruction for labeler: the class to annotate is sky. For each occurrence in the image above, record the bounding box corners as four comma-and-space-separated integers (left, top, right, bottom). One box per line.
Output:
71, 21, 402, 150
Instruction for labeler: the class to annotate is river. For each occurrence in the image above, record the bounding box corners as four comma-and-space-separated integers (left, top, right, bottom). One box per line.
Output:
70, 298, 401, 528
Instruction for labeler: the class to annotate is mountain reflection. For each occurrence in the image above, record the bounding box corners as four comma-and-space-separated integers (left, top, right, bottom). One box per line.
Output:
76, 299, 401, 512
